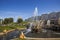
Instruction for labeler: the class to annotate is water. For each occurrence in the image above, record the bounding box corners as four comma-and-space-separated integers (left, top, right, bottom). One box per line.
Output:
33, 7, 38, 22
34, 7, 38, 17
24, 23, 33, 34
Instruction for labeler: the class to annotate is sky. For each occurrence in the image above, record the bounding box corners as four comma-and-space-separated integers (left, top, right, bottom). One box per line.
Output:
0, 0, 60, 21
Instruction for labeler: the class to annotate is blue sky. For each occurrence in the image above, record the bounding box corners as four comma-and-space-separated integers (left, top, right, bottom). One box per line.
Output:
0, 0, 60, 21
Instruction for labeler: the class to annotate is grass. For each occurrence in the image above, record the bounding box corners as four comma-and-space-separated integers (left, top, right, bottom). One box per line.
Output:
0, 25, 26, 32
0, 22, 27, 32
0, 26, 15, 32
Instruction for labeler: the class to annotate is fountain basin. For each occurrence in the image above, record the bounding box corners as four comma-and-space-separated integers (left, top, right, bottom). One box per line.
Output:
25, 29, 60, 38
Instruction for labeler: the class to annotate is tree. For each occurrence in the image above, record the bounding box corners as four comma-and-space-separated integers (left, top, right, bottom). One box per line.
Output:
3, 18, 9, 24
9, 18, 13, 23
3, 18, 13, 24
17, 18, 23, 23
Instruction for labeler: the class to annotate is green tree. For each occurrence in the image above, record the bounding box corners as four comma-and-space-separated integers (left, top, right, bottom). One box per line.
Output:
3, 18, 13, 24
9, 18, 13, 23
17, 18, 23, 23
3, 18, 8, 24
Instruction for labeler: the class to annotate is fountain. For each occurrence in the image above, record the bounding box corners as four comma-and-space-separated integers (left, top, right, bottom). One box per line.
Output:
20, 7, 60, 38
31, 7, 40, 33
24, 7, 48, 38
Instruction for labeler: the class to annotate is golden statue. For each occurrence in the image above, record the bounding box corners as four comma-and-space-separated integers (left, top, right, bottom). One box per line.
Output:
20, 32, 25, 39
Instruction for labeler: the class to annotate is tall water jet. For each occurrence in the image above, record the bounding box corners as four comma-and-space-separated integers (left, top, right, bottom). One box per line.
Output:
34, 7, 41, 29
33, 7, 38, 22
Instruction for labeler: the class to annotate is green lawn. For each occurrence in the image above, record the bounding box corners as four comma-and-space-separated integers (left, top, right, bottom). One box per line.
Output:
0, 25, 26, 32
0, 26, 15, 32
0, 22, 27, 32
